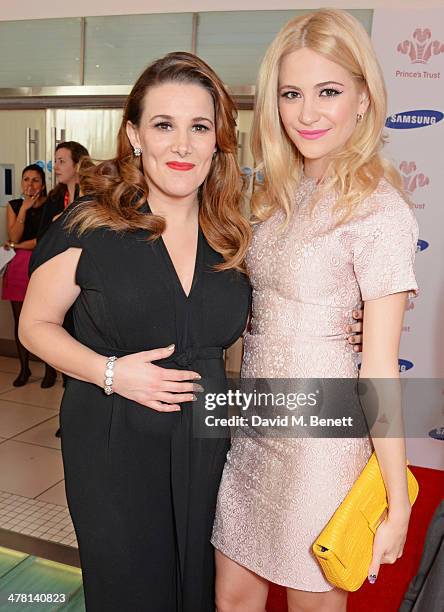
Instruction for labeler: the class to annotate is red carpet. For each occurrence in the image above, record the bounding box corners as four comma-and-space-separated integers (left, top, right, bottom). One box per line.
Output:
266, 465, 444, 612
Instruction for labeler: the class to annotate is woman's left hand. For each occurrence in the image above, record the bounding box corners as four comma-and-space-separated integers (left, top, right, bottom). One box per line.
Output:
3, 241, 15, 251
367, 509, 411, 583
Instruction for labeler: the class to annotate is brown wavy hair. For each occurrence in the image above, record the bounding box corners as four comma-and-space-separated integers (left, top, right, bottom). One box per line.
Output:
67, 52, 251, 271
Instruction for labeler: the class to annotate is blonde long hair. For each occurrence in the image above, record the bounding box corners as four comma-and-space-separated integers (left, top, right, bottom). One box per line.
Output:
251, 8, 403, 225
66, 52, 251, 272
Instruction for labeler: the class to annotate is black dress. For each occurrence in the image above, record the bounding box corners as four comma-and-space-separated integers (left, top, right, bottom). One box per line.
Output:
29, 203, 251, 612
37, 184, 80, 239
9, 198, 45, 241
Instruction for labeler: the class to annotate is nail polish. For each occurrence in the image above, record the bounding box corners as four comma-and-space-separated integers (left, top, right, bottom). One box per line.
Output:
368, 574, 377, 584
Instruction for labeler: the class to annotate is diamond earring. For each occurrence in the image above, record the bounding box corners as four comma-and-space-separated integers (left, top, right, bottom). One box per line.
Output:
357, 113, 363, 122
133, 147, 142, 157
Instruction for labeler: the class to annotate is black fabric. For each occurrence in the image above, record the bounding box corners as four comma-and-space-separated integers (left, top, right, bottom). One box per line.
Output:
35, 190, 80, 337
400, 501, 444, 612
30, 206, 251, 612
36, 185, 80, 240
9, 198, 45, 242
10, 300, 29, 373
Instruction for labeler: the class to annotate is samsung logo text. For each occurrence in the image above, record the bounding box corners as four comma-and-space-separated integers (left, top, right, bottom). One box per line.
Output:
386, 110, 443, 129
399, 359, 414, 372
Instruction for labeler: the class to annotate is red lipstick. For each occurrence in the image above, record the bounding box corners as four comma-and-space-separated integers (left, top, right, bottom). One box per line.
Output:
166, 162, 195, 171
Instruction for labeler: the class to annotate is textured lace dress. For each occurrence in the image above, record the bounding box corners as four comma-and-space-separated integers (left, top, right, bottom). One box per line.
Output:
212, 176, 418, 591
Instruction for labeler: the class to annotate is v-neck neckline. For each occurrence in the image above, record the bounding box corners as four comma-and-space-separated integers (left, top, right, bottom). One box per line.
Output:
142, 200, 203, 300
159, 228, 202, 300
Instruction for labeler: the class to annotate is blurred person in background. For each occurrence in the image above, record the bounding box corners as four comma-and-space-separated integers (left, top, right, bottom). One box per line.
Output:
38, 141, 91, 400
38, 141, 90, 238
2, 164, 57, 387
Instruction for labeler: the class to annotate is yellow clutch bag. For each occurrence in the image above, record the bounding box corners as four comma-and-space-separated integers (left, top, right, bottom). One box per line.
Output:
312, 452, 419, 592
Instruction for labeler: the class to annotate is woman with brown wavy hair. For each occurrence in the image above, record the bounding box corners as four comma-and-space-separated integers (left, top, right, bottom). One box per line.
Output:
19, 52, 251, 612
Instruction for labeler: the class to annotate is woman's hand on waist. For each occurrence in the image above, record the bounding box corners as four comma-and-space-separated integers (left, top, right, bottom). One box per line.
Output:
112, 344, 202, 412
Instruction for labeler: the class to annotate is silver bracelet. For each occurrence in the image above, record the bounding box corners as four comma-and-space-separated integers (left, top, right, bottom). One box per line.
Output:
104, 356, 117, 395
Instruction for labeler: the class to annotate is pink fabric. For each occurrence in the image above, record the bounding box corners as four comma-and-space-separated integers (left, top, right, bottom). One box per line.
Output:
212, 177, 419, 591
2, 249, 32, 302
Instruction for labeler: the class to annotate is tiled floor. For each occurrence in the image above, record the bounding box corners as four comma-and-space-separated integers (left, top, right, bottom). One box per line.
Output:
0, 357, 77, 549
0, 492, 76, 546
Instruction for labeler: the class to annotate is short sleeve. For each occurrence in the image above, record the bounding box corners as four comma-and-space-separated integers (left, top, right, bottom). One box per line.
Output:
29, 211, 83, 276
353, 184, 419, 301
9, 199, 23, 216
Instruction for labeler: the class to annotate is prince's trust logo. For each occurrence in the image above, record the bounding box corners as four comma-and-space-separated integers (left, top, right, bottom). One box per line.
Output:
397, 28, 444, 64
399, 161, 430, 194
399, 162, 429, 211
396, 28, 443, 80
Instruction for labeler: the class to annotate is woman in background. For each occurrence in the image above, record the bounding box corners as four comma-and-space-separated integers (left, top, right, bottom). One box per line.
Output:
2, 164, 56, 387
38, 141, 90, 238
38, 141, 91, 399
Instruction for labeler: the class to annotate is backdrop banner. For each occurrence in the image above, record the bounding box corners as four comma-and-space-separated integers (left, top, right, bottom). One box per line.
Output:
372, 9, 444, 468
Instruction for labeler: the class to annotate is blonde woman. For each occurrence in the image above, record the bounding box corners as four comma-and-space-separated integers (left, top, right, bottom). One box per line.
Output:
212, 9, 418, 612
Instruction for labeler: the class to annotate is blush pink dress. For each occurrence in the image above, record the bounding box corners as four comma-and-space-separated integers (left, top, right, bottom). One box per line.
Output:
211, 177, 419, 591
